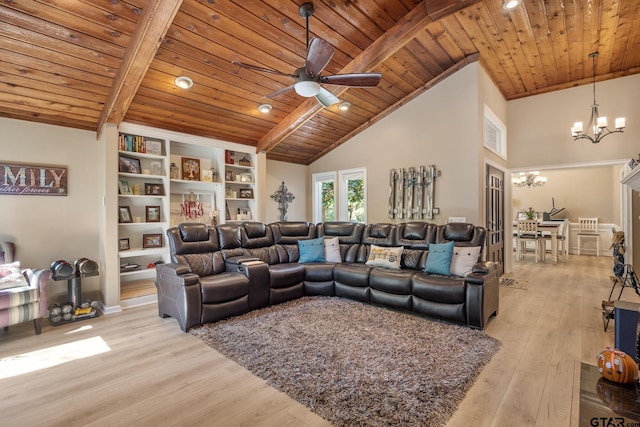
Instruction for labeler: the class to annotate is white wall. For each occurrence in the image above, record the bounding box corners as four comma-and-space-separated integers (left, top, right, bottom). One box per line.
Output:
265, 160, 308, 223
311, 62, 484, 224
0, 117, 102, 303
508, 73, 640, 169
506, 74, 638, 268
511, 166, 622, 224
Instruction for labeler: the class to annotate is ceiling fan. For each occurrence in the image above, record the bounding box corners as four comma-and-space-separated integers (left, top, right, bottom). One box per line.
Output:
232, 2, 382, 108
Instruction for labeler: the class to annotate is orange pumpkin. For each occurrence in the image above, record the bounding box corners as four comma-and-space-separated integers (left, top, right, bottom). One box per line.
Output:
596, 347, 639, 384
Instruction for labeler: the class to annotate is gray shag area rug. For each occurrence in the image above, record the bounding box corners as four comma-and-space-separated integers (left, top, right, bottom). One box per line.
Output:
190, 296, 501, 427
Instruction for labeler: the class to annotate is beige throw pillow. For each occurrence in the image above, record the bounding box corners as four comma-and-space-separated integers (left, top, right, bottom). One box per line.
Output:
366, 245, 403, 269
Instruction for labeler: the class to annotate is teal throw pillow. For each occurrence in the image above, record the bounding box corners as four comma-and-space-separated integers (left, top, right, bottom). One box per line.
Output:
424, 241, 454, 275
298, 237, 325, 263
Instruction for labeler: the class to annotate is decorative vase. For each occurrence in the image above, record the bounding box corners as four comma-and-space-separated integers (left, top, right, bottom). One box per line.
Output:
170, 163, 179, 179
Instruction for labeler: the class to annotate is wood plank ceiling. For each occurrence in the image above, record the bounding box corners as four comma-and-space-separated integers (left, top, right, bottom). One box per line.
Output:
1, 0, 639, 165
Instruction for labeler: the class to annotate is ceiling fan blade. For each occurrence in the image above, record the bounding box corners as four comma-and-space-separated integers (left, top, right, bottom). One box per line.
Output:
265, 85, 296, 98
321, 73, 382, 87
232, 61, 297, 78
305, 38, 334, 77
315, 87, 340, 108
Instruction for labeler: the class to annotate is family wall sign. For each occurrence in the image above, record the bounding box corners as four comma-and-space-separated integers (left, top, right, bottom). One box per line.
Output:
0, 162, 68, 196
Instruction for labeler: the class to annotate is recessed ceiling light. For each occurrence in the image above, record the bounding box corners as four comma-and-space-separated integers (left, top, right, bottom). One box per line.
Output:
258, 103, 272, 113
503, 0, 520, 9
338, 101, 351, 111
174, 76, 193, 89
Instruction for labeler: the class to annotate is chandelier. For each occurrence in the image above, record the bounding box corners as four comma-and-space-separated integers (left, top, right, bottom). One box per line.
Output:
512, 171, 547, 188
570, 52, 625, 144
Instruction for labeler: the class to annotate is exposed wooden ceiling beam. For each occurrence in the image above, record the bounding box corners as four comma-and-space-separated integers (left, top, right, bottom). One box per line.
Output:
255, 0, 482, 155
255, 2, 431, 154
96, 0, 182, 138
425, 0, 482, 20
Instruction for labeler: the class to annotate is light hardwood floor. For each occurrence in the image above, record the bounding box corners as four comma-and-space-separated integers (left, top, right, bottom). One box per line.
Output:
0, 255, 625, 426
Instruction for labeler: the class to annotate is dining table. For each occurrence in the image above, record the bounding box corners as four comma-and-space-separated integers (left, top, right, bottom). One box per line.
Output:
513, 220, 567, 264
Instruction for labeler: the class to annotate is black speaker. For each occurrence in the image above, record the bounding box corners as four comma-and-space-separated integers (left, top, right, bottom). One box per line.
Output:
614, 301, 640, 362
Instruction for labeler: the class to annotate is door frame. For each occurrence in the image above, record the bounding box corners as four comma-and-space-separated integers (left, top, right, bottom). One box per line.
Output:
484, 159, 508, 274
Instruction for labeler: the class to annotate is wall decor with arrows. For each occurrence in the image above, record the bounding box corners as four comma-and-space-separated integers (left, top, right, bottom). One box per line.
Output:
388, 165, 439, 220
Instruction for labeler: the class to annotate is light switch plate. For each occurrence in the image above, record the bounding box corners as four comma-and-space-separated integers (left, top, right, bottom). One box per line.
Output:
448, 216, 466, 223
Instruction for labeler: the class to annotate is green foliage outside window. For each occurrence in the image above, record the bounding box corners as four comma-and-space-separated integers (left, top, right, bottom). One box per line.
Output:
321, 181, 335, 221
320, 177, 365, 222
347, 178, 364, 222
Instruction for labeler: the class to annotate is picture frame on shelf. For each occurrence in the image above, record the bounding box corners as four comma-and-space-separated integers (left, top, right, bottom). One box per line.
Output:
201, 169, 213, 182
119, 155, 141, 174
144, 183, 164, 196
119, 238, 130, 251
239, 173, 253, 183
182, 157, 201, 181
118, 178, 132, 195
237, 208, 252, 220
118, 206, 133, 223
143, 233, 163, 249
150, 161, 162, 176
145, 140, 162, 155
238, 155, 251, 166
238, 188, 254, 199
145, 205, 161, 222
225, 171, 233, 182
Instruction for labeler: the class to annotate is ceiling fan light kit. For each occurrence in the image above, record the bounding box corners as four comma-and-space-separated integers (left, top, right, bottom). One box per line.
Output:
294, 81, 321, 97
174, 76, 193, 89
315, 88, 340, 108
232, 2, 381, 108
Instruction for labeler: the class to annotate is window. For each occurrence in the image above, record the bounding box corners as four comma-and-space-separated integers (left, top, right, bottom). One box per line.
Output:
313, 168, 367, 223
483, 104, 507, 160
339, 168, 366, 222
312, 172, 336, 223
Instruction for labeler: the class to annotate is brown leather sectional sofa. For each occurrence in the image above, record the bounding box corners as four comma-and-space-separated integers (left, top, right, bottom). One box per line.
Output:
155, 221, 499, 332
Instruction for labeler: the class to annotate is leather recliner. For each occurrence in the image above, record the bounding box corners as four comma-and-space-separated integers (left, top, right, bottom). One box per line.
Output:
157, 223, 251, 332
270, 222, 335, 296
157, 221, 499, 332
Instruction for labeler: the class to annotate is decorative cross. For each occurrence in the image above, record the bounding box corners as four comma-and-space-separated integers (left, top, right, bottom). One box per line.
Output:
271, 181, 295, 222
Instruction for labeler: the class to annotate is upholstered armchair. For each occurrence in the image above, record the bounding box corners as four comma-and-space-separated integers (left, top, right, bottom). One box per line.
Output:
0, 242, 51, 335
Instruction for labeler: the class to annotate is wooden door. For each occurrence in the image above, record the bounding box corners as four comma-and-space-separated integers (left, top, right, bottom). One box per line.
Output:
486, 165, 505, 275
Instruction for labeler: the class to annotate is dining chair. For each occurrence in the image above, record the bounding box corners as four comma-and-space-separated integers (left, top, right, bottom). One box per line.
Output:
516, 220, 543, 262
542, 220, 568, 262
577, 217, 600, 256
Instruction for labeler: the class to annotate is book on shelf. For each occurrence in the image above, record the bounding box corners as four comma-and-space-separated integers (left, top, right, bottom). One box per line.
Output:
119, 134, 146, 154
